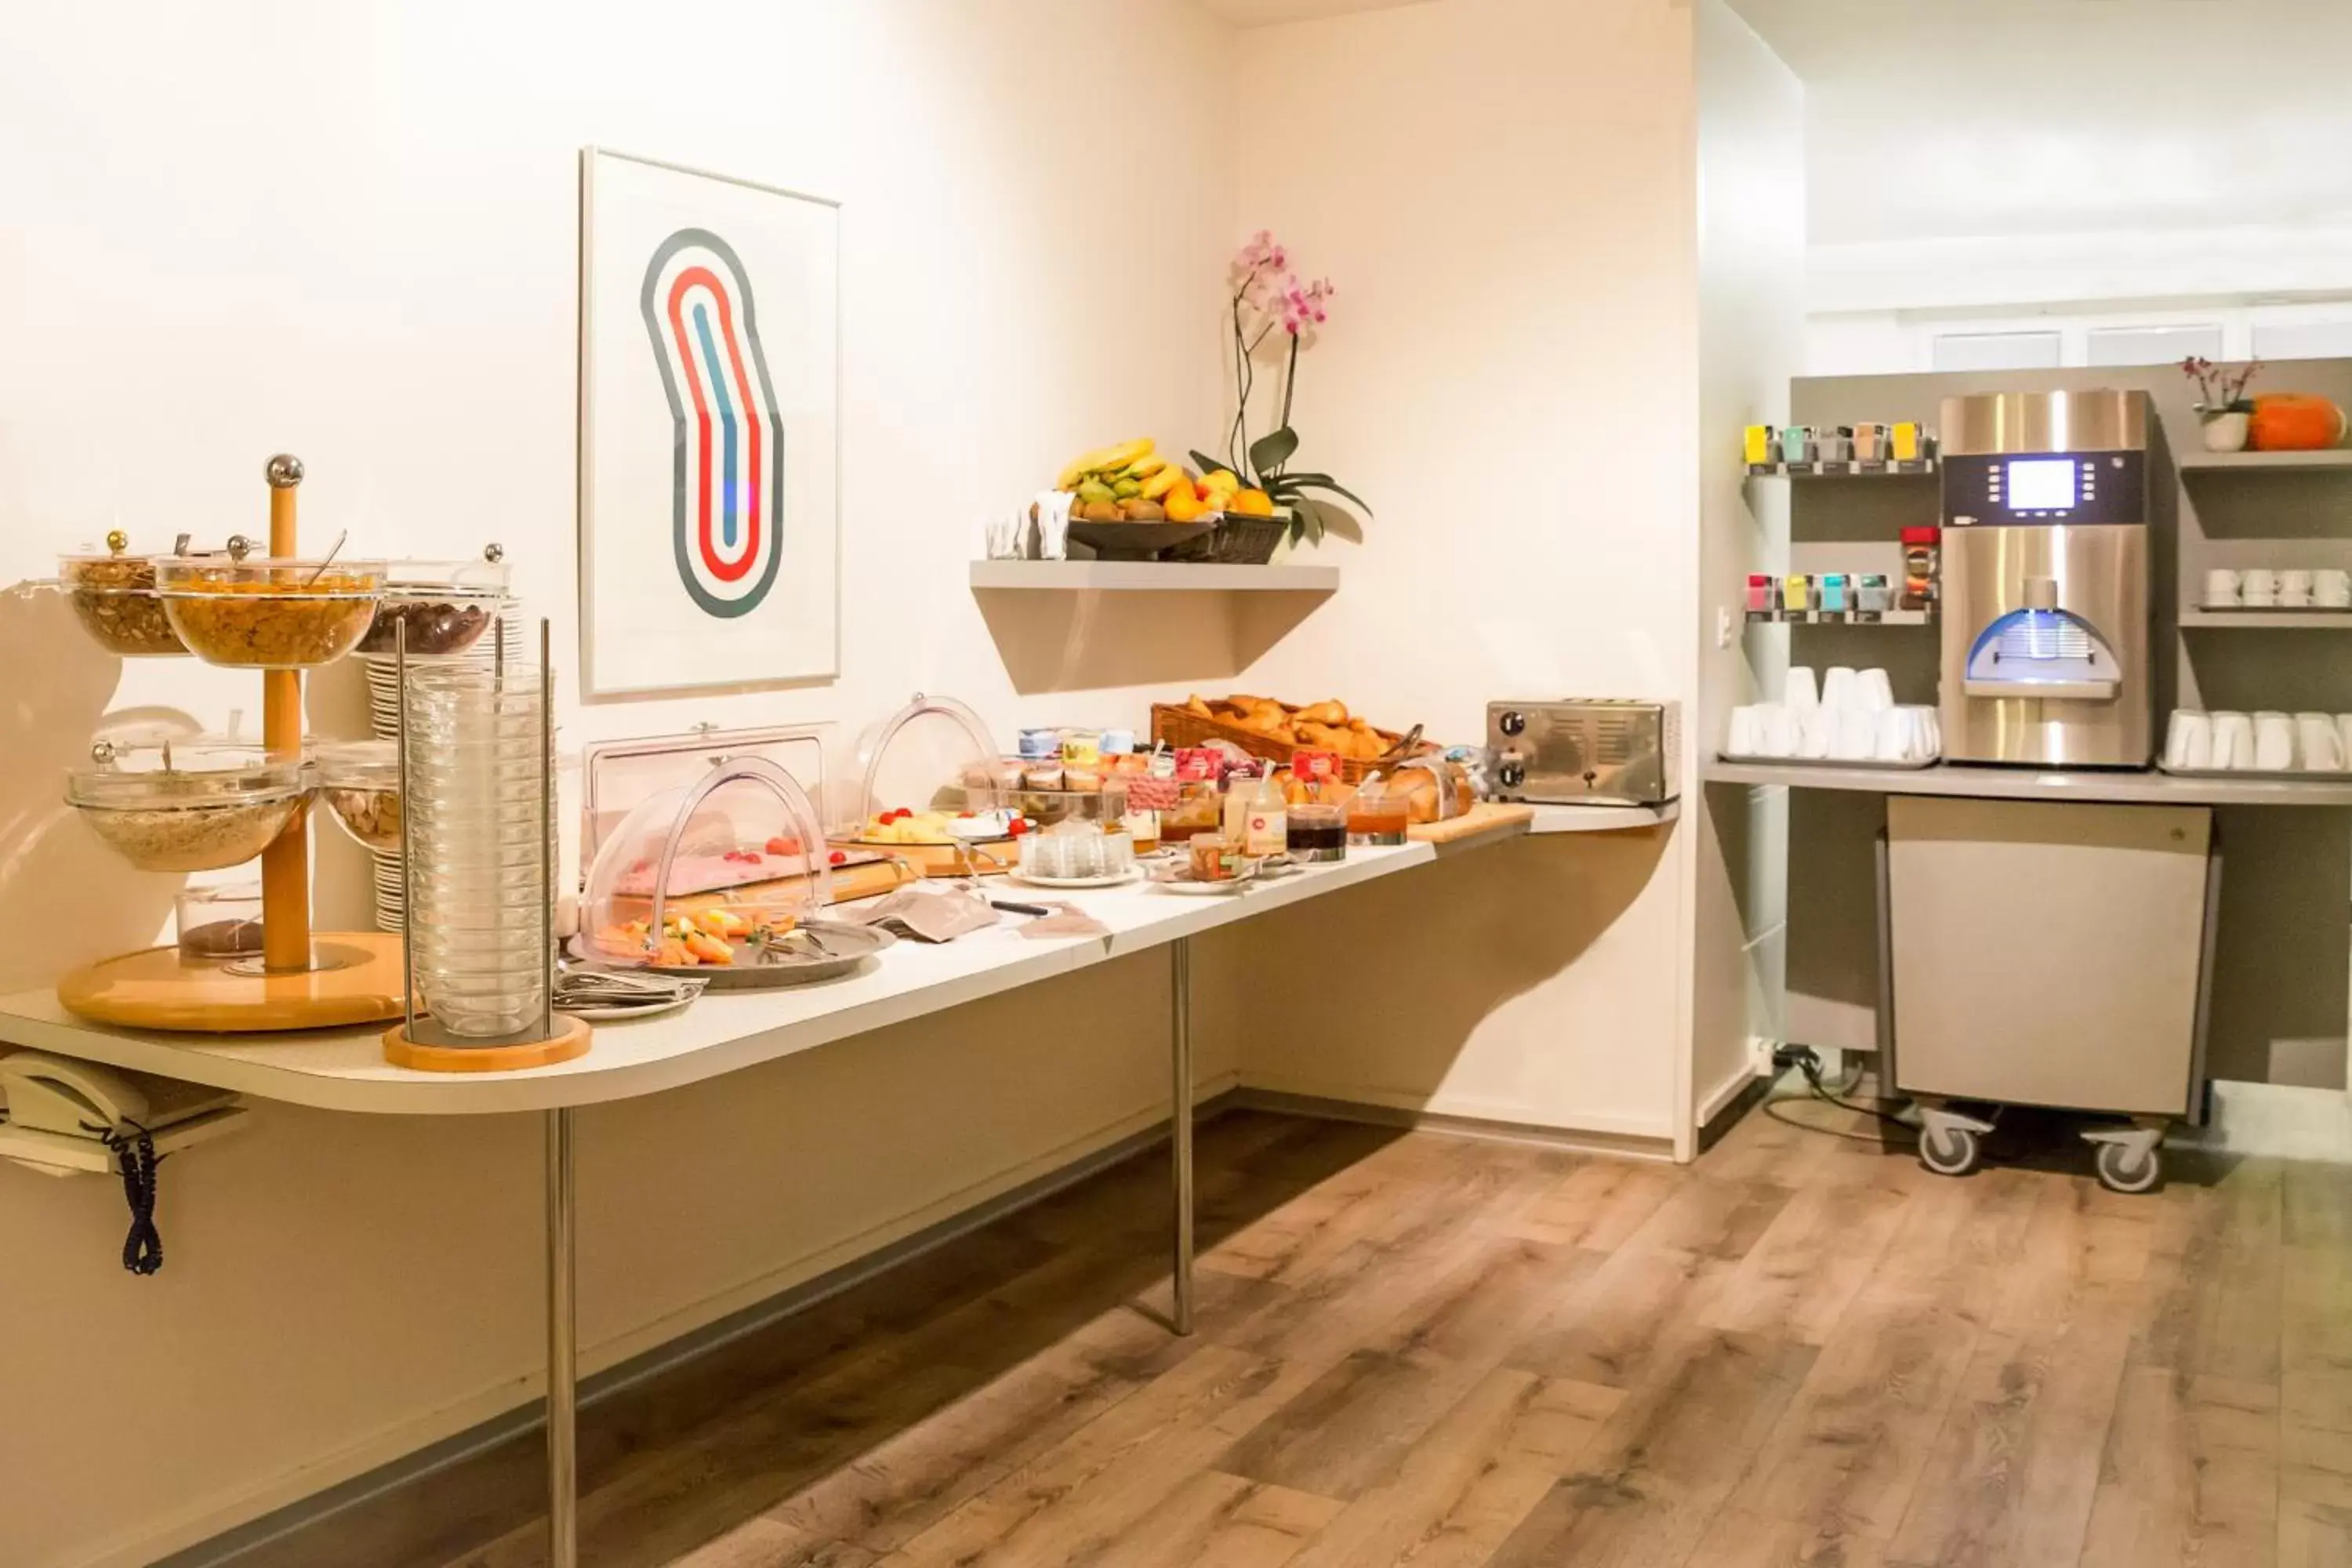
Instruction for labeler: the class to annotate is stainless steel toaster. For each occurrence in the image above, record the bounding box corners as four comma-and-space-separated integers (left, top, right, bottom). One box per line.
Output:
1486, 699, 1680, 805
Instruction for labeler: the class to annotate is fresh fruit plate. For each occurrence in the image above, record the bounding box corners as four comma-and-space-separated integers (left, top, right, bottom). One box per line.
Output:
1006, 867, 1145, 891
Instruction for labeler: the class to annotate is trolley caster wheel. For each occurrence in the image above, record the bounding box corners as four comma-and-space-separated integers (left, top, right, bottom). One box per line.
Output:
2093, 1141, 2161, 1195
1919, 1123, 1983, 1178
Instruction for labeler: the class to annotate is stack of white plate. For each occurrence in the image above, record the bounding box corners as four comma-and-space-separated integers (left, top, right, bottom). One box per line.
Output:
361, 613, 528, 739
371, 850, 405, 932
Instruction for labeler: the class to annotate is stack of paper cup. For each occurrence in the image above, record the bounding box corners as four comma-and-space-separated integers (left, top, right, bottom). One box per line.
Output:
2167, 708, 2352, 773
1726, 666, 1936, 764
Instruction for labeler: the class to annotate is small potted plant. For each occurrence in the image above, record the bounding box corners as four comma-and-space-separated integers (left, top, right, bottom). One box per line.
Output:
1179, 230, 1370, 561
2183, 356, 2263, 452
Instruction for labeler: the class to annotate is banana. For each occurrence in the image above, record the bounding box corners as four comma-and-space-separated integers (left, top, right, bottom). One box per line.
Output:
1139, 465, 1187, 500
1094, 437, 1155, 473
1056, 444, 1125, 490
1120, 452, 1169, 479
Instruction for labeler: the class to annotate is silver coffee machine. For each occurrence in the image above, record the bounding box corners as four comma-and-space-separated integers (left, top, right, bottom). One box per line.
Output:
1938, 389, 2161, 768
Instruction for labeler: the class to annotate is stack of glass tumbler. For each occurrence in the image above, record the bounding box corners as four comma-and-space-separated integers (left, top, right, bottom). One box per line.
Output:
401, 659, 553, 1039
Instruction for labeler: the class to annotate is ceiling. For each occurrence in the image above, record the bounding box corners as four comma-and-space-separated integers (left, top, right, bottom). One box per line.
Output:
1728, 0, 2352, 244
1192, 0, 1433, 29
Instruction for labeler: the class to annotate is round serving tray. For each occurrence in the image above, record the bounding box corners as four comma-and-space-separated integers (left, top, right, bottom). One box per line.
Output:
1006, 867, 1144, 891
564, 920, 895, 989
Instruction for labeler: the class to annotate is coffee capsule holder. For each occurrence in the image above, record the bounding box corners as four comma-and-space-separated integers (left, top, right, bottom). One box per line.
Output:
55, 456, 410, 1033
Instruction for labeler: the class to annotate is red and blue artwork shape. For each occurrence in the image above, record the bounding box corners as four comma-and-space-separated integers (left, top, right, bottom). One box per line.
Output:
641, 229, 784, 619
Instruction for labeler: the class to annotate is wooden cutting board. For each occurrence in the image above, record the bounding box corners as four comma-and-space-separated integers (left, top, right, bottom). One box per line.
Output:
1408, 801, 1535, 844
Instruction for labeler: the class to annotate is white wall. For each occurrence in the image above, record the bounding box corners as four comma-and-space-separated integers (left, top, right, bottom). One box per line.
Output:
1722, 2, 2352, 376
1219, 0, 1701, 1146
0, 5, 1243, 1564
1690, 0, 1803, 1128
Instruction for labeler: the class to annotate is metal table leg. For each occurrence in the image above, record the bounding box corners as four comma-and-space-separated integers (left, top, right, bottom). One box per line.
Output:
1171, 938, 1194, 1336
546, 1107, 578, 1566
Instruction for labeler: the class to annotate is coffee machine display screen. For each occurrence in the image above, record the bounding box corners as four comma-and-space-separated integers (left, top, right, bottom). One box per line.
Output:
2005, 459, 2078, 511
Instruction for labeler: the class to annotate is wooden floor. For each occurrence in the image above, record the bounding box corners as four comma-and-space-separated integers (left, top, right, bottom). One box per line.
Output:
241, 1102, 2352, 1568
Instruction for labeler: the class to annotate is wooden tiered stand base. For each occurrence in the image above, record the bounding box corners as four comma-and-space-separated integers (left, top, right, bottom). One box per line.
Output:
56, 934, 408, 1032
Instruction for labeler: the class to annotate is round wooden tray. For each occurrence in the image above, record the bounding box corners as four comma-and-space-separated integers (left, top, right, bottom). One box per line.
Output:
56, 933, 408, 1033
383, 1013, 591, 1073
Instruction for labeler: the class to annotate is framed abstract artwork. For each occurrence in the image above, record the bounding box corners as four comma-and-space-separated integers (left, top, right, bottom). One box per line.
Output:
578, 148, 840, 697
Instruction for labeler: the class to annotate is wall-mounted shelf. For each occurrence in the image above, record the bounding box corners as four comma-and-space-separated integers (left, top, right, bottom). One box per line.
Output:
969, 561, 1339, 592
1748, 460, 1936, 480
1746, 608, 1933, 626
1526, 800, 1680, 833
1704, 757, 2352, 808
2178, 449, 2352, 474
2183, 609, 2352, 629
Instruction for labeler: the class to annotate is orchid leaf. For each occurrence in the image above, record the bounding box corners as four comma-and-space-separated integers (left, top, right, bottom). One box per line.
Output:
1249, 426, 1299, 477
1283, 475, 1373, 514
1188, 449, 1226, 478
1290, 498, 1330, 545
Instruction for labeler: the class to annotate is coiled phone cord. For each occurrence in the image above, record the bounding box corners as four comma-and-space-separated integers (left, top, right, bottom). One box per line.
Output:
98, 1121, 165, 1276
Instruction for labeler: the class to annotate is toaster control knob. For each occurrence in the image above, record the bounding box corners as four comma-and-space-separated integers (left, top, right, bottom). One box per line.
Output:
1498, 759, 1526, 789
1497, 710, 1526, 737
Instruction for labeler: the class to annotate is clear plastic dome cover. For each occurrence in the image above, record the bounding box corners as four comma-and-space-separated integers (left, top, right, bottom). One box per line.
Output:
839, 693, 1008, 845
581, 756, 832, 968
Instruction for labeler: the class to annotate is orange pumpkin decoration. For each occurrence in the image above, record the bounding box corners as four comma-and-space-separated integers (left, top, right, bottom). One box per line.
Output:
2249, 394, 2347, 452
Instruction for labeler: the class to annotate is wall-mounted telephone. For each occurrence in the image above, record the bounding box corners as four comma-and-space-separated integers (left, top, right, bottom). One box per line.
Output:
0, 1053, 243, 1276
0, 1054, 154, 1138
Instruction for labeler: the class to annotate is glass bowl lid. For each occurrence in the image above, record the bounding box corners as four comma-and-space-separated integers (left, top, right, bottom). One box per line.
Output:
314, 737, 399, 789
67, 733, 310, 808
841, 693, 1007, 844
155, 553, 387, 596
382, 546, 512, 597
580, 756, 831, 969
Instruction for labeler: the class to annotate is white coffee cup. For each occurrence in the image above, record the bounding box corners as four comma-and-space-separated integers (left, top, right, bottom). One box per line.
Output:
1833, 709, 1875, 761
1821, 666, 1860, 712
1915, 706, 1941, 760
1762, 704, 1799, 757
1859, 667, 1895, 713
2299, 713, 2343, 771
2255, 710, 2296, 771
2318, 569, 2351, 608
1871, 708, 1910, 762
2243, 568, 2279, 608
2281, 569, 2315, 608
2212, 712, 2253, 770
2165, 710, 2213, 771
1727, 706, 1762, 757
1798, 706, 1835, 759
1785, 666, 1820, 713
2203, 568, 2241, 608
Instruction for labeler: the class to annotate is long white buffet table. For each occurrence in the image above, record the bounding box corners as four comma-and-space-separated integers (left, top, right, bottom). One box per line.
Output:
0, 800, 1674, 1566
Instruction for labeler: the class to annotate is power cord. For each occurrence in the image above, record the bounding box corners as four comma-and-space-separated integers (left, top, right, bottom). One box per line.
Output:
95, 1121, 165, 1276
1766, 1044, 1914, 1139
